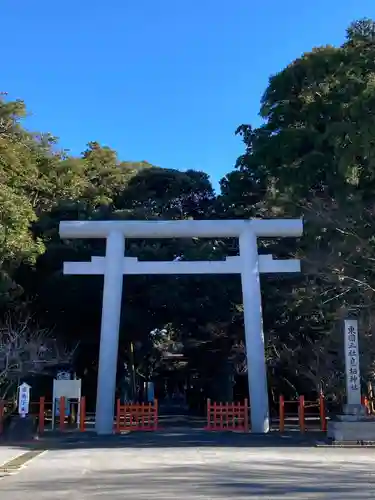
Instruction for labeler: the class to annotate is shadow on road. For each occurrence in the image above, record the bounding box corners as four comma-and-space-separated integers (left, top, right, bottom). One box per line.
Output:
1, 429, 374, 499
0, 448, 372, 499
19, 465, 371, 499
0, 428, 326, 451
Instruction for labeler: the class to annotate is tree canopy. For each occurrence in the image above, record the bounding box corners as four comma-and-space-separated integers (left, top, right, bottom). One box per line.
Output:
2, 18, 375, 404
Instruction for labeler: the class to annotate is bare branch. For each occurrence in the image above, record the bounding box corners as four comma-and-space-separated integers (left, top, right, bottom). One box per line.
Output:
0, 312, 78, 398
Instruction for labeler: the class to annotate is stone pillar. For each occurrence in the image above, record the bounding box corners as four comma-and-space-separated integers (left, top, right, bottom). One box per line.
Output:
344, 319, 361, 412
95, 231, 125, 435
239, 228, 270, 433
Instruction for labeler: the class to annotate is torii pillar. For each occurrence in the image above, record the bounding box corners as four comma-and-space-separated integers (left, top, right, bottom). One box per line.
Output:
59, 219, 303, 434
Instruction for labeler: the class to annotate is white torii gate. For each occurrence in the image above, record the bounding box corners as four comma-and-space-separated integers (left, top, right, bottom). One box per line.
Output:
59, 218, 303, 435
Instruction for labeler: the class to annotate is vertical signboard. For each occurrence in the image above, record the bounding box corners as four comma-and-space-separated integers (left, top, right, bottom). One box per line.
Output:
18, 382, 31, 418
344, 319, 361, 406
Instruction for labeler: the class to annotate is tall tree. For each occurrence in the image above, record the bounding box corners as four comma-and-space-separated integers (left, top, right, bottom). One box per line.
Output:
221, 18, 375, 396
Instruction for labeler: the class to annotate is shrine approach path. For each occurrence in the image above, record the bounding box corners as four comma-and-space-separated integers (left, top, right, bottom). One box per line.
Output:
0, 430, 374, 499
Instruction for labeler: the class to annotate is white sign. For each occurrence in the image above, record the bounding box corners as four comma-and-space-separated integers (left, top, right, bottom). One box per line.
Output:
344, 319, 361, 406
51, 379, 82, 430
18, 382, 31, 417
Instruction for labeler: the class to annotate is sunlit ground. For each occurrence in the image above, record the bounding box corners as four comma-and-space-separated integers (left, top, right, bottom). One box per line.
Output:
0, 432, 374, 499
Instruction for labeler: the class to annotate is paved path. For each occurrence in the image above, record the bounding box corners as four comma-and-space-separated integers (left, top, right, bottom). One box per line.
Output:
1, 431, 375, 498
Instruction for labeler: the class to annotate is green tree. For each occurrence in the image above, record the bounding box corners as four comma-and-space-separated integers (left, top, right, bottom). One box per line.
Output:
221, 18, 375, 396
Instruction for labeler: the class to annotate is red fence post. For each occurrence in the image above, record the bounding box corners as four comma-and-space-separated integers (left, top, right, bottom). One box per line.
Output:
217, 402, 221, 430
244, 398, 249, 432
137, 403, 140, 430
38, 397, 45, 434
116, 398, 121, 433
206, 399, 211, 430
299, 395, 305, 433
79, 397, 86, 432
319, 393, 326, 432
279, 395, 285, 433
59, 396, 65, 431
154, 399, 158, 430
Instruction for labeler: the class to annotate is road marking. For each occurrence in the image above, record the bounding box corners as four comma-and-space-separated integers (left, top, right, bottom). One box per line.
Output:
0, 449, 47, 479
0, 452, 27, 470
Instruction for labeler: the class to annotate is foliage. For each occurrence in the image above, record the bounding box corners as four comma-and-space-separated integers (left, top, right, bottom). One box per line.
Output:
227, 17, 375, 395
2, 19, 375, 403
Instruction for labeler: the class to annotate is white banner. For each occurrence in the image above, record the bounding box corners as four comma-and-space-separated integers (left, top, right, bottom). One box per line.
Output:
344, 319, 361, 406
18, 383, 31, 417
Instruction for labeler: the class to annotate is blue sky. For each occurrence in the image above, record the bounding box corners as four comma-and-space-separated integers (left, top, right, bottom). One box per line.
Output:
2, 1, 374, 190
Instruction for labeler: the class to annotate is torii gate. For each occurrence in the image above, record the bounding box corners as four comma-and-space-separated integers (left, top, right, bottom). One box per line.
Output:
59, 218, 303, 435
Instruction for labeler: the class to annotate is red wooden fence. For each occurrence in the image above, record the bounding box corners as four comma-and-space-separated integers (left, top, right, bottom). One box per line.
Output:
36, 396, 86, 434
279, 394, 326, 432
12, 392, 375, 436
116, 399, 158, 432
206, 399, 249, 432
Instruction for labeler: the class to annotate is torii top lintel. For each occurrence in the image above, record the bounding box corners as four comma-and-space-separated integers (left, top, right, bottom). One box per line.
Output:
59, 219, 303, 239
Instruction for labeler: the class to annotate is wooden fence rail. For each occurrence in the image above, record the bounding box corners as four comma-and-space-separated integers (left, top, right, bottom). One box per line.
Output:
8, 392, 375, 436
36, 396, 86, 434
116, 399, 158, 432
279, 394, 326, 432
206, 399, 249, 432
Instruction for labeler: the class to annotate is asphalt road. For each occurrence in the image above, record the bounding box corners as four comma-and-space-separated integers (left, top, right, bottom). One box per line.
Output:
0, 431, 375, 499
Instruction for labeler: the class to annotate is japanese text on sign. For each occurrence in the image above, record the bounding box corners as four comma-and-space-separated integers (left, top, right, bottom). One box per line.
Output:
18, 383, 30, 416
344, 319, 361, 406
